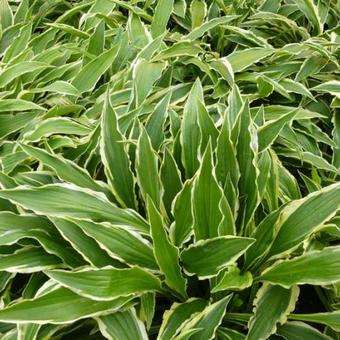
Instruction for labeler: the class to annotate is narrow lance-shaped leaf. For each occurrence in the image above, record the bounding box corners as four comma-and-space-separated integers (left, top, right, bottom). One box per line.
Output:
289, 311, 340, 332
97, 308, 148, 340
147, 198, 187, 299
276, 321, 333, 340
158, 299, 207, 340
175, 296, 232, 340
133, 59, 167, 107
170, 179, 194, 247
268, 182, 340, 258
291, 0, 322, 34
180, 78, 203, 178
193, 142, 226, 240
72, 45, 120, 93
45, 267, 162, 301
160, 147, 183, 218
181, 236, 255, 278
235, 102, 259, 232
136, 127, 162, 209
257, 109, 298, 152
101, 89, 136, 209
0, 247, 62, 273
260, 246, 340, 288
151, 0, 174, 37
20, 144, 107, 195
246, 284, 299, 340
0, 184, 149, 232
0, 286, 132, 324
69, 218, 158, 270
51, 218, 117, 268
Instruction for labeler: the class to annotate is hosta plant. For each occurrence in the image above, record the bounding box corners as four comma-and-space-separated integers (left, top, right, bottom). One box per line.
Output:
0, 0, 340, 339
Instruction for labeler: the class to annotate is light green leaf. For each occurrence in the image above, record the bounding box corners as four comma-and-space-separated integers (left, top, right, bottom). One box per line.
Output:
0, 247, 61, 273
23, 117, 91, 141
151, 0, 174, 37
170, 179, 194, 247
291, 0, 322, 34
190, 0, 207, 29
226, 48, 274, 72
0, 99, 45, 112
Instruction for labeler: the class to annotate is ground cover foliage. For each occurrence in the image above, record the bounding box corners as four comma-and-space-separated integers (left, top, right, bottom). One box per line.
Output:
0, 0, 340, 339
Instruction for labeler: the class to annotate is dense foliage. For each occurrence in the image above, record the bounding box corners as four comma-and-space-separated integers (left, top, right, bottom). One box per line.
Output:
0, 0, 340, 339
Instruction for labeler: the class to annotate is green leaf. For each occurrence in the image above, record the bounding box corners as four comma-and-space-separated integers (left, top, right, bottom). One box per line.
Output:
0, 247, 61, 273
268, 182, 340, 257
0, 62, 50, 88
176, 296, 232, 340
20, 144, 107, 195
133, 59, 167, 106
151, 0, 174, 37
160, 147, 183, 218
72, 46, 119, 93
260, 247, 340, 288
312, 80, 340, 97
147, 198, 187, 299
185, 16, 237, 41
257, 109, 298, 152
246, 284, 299, 340
0, 99, 45, 112
180, 78, 203, 178
181, 236, 254, 278
23, 117, 91, 141
136, 127, 162, 208
212, 266, 253, 293
101, 90, 136, 208
276, 321, 332, 340
45, 267, 162, 301
289, 311, 340, 332
69, 218, 158, 270
0, 184, 148, 232
158, 298, 207, 340
190, 0, 207, 29
98, 308, 148, 340
210, 57, 234, 87
226, 48, 274, 72
170, 179, 194, 247
0, 286, 131, 324
291, 0, 322, 34
193, 142, 227, 240
235, 102, 259, 231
